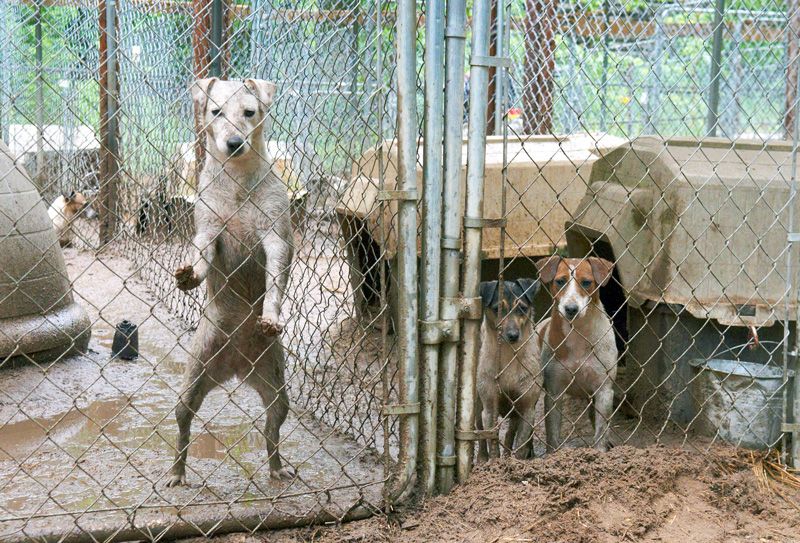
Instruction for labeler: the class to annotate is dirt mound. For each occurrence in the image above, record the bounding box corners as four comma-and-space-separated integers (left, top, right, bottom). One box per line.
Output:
206, 445, 800, 543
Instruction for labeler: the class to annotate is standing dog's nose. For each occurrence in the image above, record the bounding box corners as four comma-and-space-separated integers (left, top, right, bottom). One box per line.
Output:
564, 304, 579, 320
505, 329, 520, 343
226, 136, 245, 155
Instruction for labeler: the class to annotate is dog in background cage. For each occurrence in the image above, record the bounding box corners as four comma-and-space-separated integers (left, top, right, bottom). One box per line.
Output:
167, 77, 295, 486
535, 256, 618, 452
476, 278, 542, 460
134, 176, 195, 238
48, 190, 97, 247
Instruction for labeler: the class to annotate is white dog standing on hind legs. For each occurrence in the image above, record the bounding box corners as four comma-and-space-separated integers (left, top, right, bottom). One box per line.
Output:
535, 255, 618, 453
167, 78, 295, 487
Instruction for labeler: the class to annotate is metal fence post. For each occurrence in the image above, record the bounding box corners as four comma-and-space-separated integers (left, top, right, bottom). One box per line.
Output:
782, 29, 800, 467
455, 0, 491, 485
99, 0, 120, 245
419, 0, 445, 496
786, 50, 800, 468
388, 0, 420, 503
706, 0, 726, 137
435, 0, 468, 495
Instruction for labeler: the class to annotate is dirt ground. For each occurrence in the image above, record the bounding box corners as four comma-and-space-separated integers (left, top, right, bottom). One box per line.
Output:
192, 444, 800, 543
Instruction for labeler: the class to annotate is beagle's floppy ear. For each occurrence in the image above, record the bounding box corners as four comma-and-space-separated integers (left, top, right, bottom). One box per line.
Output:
588, 257, 614, 287
535, 255, 561, 284
516, 278, 540, 305
479, 281, 499, 309
190, 77, 218, 118
244, 79, 277, 109
65, 190, 76, 203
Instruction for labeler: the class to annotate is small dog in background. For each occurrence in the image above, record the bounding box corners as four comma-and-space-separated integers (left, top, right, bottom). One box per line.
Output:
535, 256, 618, 452
477, 278, 542, 460
48, 190, 97, 247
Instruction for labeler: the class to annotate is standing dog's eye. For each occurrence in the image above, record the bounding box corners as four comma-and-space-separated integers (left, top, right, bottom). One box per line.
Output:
244, 109, 255, 118
554, 278, 567, 288
581, 279, 593, 289
211, 109, 221, 116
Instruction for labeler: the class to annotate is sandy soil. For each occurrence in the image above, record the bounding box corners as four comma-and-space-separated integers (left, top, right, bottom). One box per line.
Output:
194, 445, 800, 543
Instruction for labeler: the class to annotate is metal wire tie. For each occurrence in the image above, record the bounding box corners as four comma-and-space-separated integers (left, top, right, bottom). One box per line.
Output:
419, 319, 460, 344
455, 429, 499, 441
781, 423, 800, 433
436, 454, 457, 467
463, 216, 506, 228
441, 236, 461, 250
471, 55, 512, 69
377, 189, 419, 202
788, 233, 800, 242
382, 402, 421, 416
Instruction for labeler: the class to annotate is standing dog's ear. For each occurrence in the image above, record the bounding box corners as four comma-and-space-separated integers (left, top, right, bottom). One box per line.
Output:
479, 281, 498, 308
190, 77, 218, 118
244, 79, 277, 109
65, 190, 76, 203
535, 255, 561, 284
588, 257, 614, 287
516, 278, 540, 305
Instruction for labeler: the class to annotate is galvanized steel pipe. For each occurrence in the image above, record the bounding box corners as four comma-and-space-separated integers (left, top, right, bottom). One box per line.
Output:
436, 0, 469, 492
419, 0, 446, 495
456, 0, 491, 484
389, 0, 420, 502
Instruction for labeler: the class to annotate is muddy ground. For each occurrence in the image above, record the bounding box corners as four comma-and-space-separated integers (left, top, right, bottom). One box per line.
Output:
195, 444, 800, 543
0, 244, 385, 541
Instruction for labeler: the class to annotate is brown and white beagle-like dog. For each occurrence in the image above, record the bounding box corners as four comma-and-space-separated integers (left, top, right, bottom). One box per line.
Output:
535, 256, 618, 452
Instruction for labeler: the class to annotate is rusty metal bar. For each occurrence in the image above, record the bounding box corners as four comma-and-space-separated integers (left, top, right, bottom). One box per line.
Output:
706, 0, 726, 137
522, 0, 559, 134
209, 0, 223, 77
3, 504, 377, 543
456, 0, 491, 484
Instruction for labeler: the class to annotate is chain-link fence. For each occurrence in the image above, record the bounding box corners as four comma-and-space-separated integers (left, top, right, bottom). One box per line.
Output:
458, 0, 799, 480
1, 0, 800, 539
0, 0, 410, 539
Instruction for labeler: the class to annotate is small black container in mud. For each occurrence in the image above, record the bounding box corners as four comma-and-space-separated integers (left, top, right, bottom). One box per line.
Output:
111, 320, 139, 360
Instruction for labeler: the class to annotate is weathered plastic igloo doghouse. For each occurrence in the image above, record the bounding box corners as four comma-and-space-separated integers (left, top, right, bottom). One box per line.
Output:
0, 140, 91, 365
566, 136, 798, 424
336, 133, 626, 320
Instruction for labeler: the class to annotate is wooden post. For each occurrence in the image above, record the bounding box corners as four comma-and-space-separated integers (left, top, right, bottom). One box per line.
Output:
521, 0, 559, 134
98, 0, 120, 245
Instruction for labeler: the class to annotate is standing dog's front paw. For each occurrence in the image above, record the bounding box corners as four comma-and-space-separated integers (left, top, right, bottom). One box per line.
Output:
165, 474, 187, 487
257, 314, 284, 336
174, 264, 201, 291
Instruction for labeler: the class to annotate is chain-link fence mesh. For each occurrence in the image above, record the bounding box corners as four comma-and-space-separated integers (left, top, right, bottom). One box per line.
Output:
0, 0, 411, 539
473, 0, 798, 466
1, 0, 800, 539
